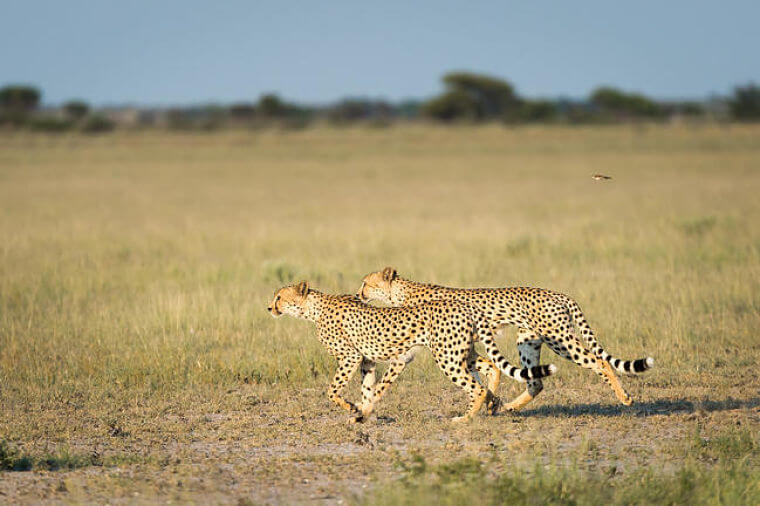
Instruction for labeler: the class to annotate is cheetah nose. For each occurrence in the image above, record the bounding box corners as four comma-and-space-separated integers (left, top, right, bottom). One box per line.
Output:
267, 305, 272, 312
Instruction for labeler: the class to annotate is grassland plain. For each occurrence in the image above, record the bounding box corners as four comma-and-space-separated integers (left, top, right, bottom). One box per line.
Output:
0, 124, 759, 504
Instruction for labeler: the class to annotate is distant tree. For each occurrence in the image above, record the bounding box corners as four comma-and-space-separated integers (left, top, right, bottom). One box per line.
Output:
258, 94, 288, 117
0, 85, 41, 112
590, 86, 663, 119
63, 100, 89, 120
421, 89, 479, 121
0, 85, 41, 125
422, 72, 521, 121
442, 72, 520, 119
729, 84, 760, 120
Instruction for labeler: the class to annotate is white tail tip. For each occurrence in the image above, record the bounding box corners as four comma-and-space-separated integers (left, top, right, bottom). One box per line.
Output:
645, 357, 654, 368
548, 364, 558, 375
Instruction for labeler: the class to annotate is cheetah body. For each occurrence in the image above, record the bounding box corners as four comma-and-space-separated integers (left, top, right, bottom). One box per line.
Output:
268, 282, 555, 422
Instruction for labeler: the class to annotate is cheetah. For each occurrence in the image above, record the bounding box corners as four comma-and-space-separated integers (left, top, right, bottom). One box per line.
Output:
267, 281, 556, 423
358, 267, 653, 412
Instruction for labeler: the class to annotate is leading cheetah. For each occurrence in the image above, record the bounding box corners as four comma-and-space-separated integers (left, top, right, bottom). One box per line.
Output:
267, 281, 556, 423
358, 268, 653, 411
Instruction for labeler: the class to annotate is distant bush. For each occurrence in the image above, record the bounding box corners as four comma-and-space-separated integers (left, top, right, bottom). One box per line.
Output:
229, 103, 257, 120
253, 94, 314, 127
81, 114, 115, 134
514, 100, 559, 123
730, 83, 760, 120
166, 108, 194, 130
280, 117, 312, 130
327, 98, 394, 124
665, 101, 705, 117
63, 100, 90, 121
396, 100, 422, 119
257, 94, 288, 118
590, 86, 664, 119
28, 116, 74, 132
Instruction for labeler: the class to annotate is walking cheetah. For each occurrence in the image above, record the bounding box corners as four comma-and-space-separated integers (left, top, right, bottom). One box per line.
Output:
267, 281, 556, 423
357, 268, 653, 411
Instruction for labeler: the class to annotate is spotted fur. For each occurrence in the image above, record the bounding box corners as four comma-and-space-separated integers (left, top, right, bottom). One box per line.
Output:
268, 281, 556, 423
358, 268, 653, 411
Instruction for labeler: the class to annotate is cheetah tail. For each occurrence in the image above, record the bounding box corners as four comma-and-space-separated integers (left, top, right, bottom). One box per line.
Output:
567, 299, 654, 375
479, 327, 557, 382
603, 354, 654, 375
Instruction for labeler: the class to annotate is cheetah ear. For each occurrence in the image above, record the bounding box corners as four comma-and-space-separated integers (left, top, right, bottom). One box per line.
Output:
295, 280, 309, 296
382, 267, 397, 283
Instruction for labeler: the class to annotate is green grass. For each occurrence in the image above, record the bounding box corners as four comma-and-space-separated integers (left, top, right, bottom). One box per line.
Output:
0, 440, 104, 472
0, 124, 759, 502
368, 455, 760, 506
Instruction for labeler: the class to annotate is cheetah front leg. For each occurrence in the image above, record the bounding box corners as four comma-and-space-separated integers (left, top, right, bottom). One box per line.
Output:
328, 354, 364, 422
503, 329, 544, 412
358, 358, 377, 419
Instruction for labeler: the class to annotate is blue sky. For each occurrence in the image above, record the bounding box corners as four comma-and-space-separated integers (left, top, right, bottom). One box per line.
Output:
1, 1, 758, 106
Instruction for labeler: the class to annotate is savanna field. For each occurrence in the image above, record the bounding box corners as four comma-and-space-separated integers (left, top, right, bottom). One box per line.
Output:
1, 124, 759, 504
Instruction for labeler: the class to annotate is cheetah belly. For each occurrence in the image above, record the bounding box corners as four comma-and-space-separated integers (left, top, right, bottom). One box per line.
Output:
344, 326, 428, 363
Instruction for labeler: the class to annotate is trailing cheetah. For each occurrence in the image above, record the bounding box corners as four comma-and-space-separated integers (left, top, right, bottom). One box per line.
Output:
267, 281, 556, 423
358, 268, 653, 411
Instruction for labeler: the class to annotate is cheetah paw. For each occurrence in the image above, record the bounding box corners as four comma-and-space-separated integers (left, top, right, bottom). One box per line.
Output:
486, 396, 502, 416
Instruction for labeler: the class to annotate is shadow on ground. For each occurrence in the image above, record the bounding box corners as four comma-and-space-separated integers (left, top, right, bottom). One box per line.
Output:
514, 397, 760, 418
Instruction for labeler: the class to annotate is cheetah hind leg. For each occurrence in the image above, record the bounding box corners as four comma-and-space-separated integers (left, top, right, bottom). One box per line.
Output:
353, 358, 377, 423
544, 329, 633, 406
468, 350, 502, 415
434, 350, 487, 423
357, 359, 408, 422
503, 330, 544, 412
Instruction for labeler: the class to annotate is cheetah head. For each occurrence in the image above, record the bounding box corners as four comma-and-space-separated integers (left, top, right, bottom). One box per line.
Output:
268, 281, 310, 318
358, 267, 396, 303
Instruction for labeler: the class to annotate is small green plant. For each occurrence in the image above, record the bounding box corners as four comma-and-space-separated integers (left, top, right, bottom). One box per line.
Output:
692, 427, 757, 461
0, 441, 33, 471
0, 441, 102, 472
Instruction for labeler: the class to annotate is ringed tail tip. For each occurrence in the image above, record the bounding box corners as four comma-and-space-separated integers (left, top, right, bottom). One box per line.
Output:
646, 357, 654, 368
548, 364, 558, 375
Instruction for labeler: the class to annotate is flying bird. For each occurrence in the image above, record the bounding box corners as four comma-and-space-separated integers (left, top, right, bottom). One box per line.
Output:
592, 174, 612, 180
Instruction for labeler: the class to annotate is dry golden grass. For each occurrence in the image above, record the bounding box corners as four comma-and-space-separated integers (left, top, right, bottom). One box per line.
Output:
1, 124, 759, 503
